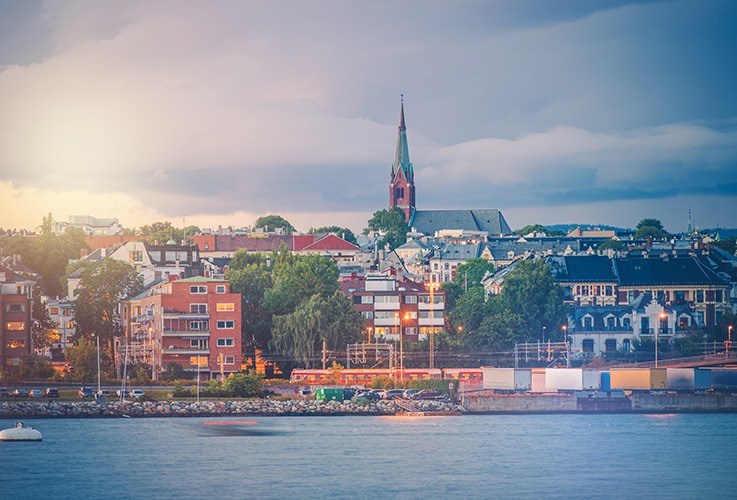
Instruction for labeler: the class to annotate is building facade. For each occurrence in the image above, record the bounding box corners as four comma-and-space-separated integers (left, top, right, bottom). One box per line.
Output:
120, 276, 242, 379
0, 265, 33, 371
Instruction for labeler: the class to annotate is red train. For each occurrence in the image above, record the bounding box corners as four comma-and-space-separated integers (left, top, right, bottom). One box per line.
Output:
290, 368, 482, 385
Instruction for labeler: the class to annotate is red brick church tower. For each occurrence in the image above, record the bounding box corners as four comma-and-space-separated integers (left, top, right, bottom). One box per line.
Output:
389, 96, 416, 222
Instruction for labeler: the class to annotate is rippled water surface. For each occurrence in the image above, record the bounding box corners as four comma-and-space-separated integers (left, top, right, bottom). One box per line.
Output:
2, 414, 737, 499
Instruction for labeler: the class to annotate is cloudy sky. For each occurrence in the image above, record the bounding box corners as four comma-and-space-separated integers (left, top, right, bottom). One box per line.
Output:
1, 0, 735, 233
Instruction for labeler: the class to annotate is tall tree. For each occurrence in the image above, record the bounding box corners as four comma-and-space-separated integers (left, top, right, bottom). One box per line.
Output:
453, 258, 496, 290
270, 291, 363, 368
263, 253, 339, 316
634, 218, 667, 240
498, 259, 566, 341
463, 309, 528, 351
72, 259, 143, 355
514, 224, 564, 237
365, 207, 409, 250
64, 337, 98, 383
226, 260, 273, 365
254, 214, 295, 234
308, 226, 358, 245
31, 288, 58, 353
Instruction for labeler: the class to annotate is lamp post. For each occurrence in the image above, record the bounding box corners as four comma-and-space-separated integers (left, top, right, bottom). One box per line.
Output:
91, 334, 101, 395
429, 283, 437, 370
562, 325, 567, 342
657, 312, 667, 367
196, 354, 201, 403
543, 326, 546, 343
727, 325, 733, 355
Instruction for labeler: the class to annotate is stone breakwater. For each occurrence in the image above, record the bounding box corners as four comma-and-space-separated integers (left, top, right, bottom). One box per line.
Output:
0, 399, 464, 419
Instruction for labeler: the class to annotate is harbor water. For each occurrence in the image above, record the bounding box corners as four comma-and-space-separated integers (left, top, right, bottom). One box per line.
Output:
2, 414, 737, 499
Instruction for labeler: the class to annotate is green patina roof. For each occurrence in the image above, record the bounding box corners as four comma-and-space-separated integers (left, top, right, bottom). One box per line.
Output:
392, 97, 413, 181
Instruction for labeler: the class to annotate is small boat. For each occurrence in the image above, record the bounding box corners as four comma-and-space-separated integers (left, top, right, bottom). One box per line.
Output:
0, 422, 43, 441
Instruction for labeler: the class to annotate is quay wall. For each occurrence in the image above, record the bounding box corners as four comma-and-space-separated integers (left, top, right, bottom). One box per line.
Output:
463, 395, 578, 413
0, 399, 462, 419
631, 394, 737, 411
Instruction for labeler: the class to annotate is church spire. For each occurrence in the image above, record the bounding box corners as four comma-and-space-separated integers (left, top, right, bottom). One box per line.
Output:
393, 95, 413, 181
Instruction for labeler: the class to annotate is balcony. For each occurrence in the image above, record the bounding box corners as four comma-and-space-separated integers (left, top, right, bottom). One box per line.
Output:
373, 301, 400, 311
162, 346, 210, 355
161, 330, 210, 338
418, 301, 444, 310
418, 317, 444, 327
163, 309, 210, 320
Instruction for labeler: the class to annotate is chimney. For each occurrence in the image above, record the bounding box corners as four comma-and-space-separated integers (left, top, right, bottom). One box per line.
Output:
647, 236, 652, 249
12, 254, 18, 267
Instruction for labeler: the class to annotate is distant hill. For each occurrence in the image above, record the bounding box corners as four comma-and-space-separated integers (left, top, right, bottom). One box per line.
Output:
702, 228, 737, 239
543, 224, 630, 234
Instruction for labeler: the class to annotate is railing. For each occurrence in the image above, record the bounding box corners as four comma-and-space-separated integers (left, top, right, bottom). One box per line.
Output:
162, 346, 210, 355
161, 330, 210, 337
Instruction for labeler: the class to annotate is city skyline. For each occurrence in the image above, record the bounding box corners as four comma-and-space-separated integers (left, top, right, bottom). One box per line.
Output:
1, 0, 736, 233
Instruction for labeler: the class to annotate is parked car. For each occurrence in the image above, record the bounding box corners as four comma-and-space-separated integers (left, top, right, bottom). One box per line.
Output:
402, 389, 421, 399
12, 388, 29, 398
28, 389, 43, 398
97, 390, 111, 398
78, 387, 96, 399
372, 389, 388, 399
129, 389, 145, 399
43, 388, 60, 398
410, 389, 445, 400
0, 387, 11, 398
298, 389, 312, 397
385, 389, 405, 400
361, 391, 382, 402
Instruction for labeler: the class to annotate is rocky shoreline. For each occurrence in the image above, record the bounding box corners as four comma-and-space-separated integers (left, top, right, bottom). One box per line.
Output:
0, 399, 465, 419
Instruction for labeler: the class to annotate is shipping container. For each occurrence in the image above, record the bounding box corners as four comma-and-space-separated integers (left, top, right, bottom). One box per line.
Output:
610, 368, 667, 391
583, 370, 599, 390
482, 368, 515, 390
530, 368, 548, 393
666, 368, 695, 391
710, 369, 737, 390
514, 369, 532, 391
694, 369, 712, 390
600, 371, 611, 392
315, 387, 345, 402
546, 368, 584, 391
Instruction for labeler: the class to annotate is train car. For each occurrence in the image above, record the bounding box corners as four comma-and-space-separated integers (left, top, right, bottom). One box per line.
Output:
666, 368, 696, 391
610, 368, 667, 391
341, 369, 392, 385
710, 369, 737, 391
442, 368, 483, 384
694, 369, 712, 390
401, 369, 442, 380
290, 369, 330, 384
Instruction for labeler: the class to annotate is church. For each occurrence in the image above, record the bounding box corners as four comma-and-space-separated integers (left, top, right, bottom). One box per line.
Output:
389, 98, 512, 236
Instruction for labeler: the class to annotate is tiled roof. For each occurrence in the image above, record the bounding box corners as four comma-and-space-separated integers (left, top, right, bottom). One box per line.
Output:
410, 209, 512, 235
614, 257, 729, 287
215, 234, 293, 252
300, 234, 360, 252
548, 255, 617, 282
293, 235, 316, 251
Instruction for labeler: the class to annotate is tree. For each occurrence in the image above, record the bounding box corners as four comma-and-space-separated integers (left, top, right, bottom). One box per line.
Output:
226, 260, 273, 364
138, 221, 184, 244
514, 224, 565, 237
270, 291, 363, 367
453, 258, 496, 290
31, 288, 58, 353
463, 310, 527, 351
365, 207, 409, 250
263, 254, 339, 316
598, 239, 625, 252
308, 226, 358, 245
634, 218, 667, 240
449, 286, 492, 333
73, 259, 143, 356
19, 355, 55, 380
711, 237, 736, 256
254, 214, 295, 234
230, 250, 268, 270
498, 259, 566, 341
65, 337, 98, 383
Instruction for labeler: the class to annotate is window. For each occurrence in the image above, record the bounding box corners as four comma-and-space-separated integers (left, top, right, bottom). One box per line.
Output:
360, 296, 373, 304
6, 340, 25, 349
217, 355, 235, 365
190, 339, 208, 348
66, 322, 74, 329
5, 303, 25, 312
216, 303, 235, 312
582, 316, 593, 329
404, 327, 417, 335
189, 357, 207, 366
49, 307, 59, 315
606, 316, 616, 329
190, 304, 207, 314
375, 295, 399, 303
418, 311, 443, 319
374, 311, 397, 319
5, 322, 25, 331
217, 320, 235, 329
696, 290, 704, 303
217, 338, 235, 347
622, 317, 631, 329
404, 295, 418, 304
189, 321, 207, 331
131, 250, 143, 262
605, 286, 613, 296
361, 311, 374, 320
190, 285, 207, 294
622, 339, 631, 352
582, 339, 594, 353
715, 290, 724, 303
674, 290, 686, 302
215, 285, 226, 294
605, 339, 617, 352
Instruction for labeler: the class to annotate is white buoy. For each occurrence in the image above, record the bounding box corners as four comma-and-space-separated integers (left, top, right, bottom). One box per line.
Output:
0, 422, 43, 441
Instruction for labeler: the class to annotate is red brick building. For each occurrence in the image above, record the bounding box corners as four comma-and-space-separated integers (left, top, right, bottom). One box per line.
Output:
121, 276, 242, 379
0, 265, 34, 371
339, 271, 445, 342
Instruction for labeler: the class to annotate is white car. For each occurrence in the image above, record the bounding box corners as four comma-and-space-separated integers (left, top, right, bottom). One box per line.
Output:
129, 389, 145, 398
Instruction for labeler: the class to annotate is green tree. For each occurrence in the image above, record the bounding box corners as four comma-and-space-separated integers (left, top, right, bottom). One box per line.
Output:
138, 221, 184, 244
498, 259, 566, 341
308, 226, 358, 245
226, 260, 273, 365
73, 259, 143, 356
365, 207, 409, 250
31, 289, 57, 353
263, 254, 339, 316
254, 214, 295, 234
711, 237, 736, 256
65, 337, 98, 383
230, 250, 268, 270
449, 286, 492, 333
514, 224, 565, 237
634, 218, 667, 240
270, 291, 363, 367
453, 258, 496, 290
463, 309, 527, 351
19, 355, 55, 380
598, 239, 625, 252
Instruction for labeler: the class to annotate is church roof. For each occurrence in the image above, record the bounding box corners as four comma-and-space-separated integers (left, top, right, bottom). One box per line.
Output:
409, 209, 512, 236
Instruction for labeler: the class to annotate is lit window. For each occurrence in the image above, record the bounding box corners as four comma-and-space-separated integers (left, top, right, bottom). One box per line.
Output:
189, 357, 208, 366
217, 355, 235, 365
6, 322, 25, 331
216, 303, 235, 312
6, 340, 25, 349
49, 307, 59, 315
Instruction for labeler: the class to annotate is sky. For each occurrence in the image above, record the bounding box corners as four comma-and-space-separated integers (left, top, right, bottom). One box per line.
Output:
0, 0, 736, 234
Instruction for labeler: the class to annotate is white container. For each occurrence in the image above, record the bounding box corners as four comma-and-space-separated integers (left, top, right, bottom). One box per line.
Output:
546, 368, 584, 391
482, 368, 515, 390
531, 368, 548, 393
514, 369, 532, 391
583, 370, 600, 390
666, 368, 695, 390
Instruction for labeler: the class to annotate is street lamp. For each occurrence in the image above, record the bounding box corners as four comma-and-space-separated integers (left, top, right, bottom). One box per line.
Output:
543, 326, 547, 343
91, 334, 101, 395
657, 312, 667, 367
727, 325, 733, 355
562, 325, 568, 342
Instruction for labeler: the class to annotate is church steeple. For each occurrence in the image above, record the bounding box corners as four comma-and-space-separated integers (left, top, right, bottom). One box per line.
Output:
389, 95, 416, 222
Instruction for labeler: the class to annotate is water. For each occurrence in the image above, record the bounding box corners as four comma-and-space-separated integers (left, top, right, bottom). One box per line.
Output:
2, 414, 737, 499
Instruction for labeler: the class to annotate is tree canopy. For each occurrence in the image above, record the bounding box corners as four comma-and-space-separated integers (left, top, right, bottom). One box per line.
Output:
137, 221, 200, 244
634, 218, 667, 240
515, 224, 565, 237
365, 207, 409, 250
308, 226, 358, 245
453, 258, 496, 289
254, 214, 295, 234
